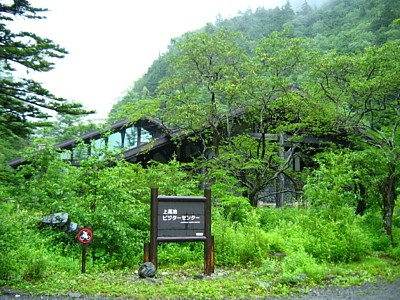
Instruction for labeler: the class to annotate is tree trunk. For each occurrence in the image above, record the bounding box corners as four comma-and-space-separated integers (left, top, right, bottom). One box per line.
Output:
212, 128, 220, 157
355, 184, 368, 215
276, 132, 285, 208
381, 172, 396, 243
276, 172, 285, 208
248, 189, 258, 207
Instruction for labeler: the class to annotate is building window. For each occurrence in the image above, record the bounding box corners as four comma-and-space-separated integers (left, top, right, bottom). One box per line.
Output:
91, 138, 106, 155
140, 128, 152, 144
72, 143, 89, 161
294, 156, 301, 172
59, 150, 71, 161
125, 126, 138, 148
107, 132, 122, 150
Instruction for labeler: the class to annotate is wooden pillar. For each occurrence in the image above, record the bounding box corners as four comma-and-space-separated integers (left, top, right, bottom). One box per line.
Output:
150, 188, 158, 268
144, 243, 150, 262
204, 236, 214, 275
204, 188, 214, 275
81, 244, 87, 273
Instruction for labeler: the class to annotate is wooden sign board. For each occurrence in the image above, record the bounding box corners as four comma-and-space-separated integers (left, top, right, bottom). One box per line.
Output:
157, 197, 206, 239
144, 188, 214, 275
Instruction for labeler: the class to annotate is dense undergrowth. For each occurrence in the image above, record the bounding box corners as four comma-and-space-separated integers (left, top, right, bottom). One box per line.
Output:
1, 200, 399, 299
1, 150, 400, 299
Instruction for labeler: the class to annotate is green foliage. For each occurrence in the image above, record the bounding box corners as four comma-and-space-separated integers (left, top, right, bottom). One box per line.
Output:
0, 132, 27, 168
280, 250, 325, 283
3, 145, 205, 270
1, 154, 399, 296
212, 208, 271, 265
35, 114, 98, 144
158, 243, 204, 266
215, 195, 253, 223
389, 244, 400, 261
158, 24, 248, 138
257, 206, 299, 228
0, 201, 79, 284
0, 1, 93, 141
360, 211, 392, 251
304, 150, 360, 216
301, 213, 371, 263
257, 207, 376, 264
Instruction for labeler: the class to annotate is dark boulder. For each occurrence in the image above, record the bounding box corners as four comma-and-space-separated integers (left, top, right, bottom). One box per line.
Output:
138, 262, 156, 278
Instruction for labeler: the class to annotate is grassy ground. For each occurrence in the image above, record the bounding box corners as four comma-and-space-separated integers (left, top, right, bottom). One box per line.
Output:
3, 256, 399, 299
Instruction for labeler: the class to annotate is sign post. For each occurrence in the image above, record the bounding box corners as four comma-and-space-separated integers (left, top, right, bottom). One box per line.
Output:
77, 227, 93, 273
145, 188, 214, 275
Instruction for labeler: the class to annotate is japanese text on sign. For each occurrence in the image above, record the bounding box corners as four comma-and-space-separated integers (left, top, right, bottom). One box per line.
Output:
162, 209, 201, 223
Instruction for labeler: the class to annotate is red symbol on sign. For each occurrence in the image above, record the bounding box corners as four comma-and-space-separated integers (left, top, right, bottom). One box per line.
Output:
77, 228, 93, 244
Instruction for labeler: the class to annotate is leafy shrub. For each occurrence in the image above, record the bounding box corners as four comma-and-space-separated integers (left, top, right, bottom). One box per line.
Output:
0, 202, 31, 282
13, 245, 49, 281
388, 244, 400, 261
213, 208, 271, 265
360, 211, 392, 251
258, 207, 375, 264
0, 202, 80, 284
158, 242, 204, 266
297, 210, 372, 263
216, 195, 254, 224
258, 207, 299, 229
281, 250, 325, 282
7, 147, 204, 269
257, 257, 280, 276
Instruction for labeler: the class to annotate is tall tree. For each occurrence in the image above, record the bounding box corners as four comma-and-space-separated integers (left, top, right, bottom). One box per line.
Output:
298, 1, 313, 16
214, 31, 314, 207
306, 40, 400, 241
158, 24, 249, 157
0, 0, 93, 140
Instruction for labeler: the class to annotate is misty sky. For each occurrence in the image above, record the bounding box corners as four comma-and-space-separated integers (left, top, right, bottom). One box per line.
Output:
14, 0, 324, 121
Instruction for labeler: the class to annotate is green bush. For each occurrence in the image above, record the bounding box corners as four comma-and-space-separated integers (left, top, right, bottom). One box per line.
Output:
281, 250, 326, 282
216, 195, 254, 224
297, 210, 372, 263
258, 207, 375, 263
258, 207, 299, 229
257, 257, 280, 276
389, 244, 400, 261
7, 148, 203, 269
0, 202, 31, 282
158, 242, 204, 267
0, 202, 80, 284
213, 209, 271, 266
1, 143, 398, 288
360, 211, 392, 251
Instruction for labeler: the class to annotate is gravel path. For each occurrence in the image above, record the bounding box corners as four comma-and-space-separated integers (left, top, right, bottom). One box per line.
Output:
291, 278, 400, 299
1, 278, 399, 299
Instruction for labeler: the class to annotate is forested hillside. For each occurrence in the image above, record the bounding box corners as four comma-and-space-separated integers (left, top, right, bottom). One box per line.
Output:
110, 0, 400, 120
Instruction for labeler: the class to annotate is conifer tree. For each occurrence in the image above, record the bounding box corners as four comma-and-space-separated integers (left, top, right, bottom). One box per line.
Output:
0, 0, 93, 138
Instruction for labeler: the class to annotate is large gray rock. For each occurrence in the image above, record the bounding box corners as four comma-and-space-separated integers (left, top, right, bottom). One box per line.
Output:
42, 212, 69, 227
40, 212, 79, 233
138, 262, 156, 278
